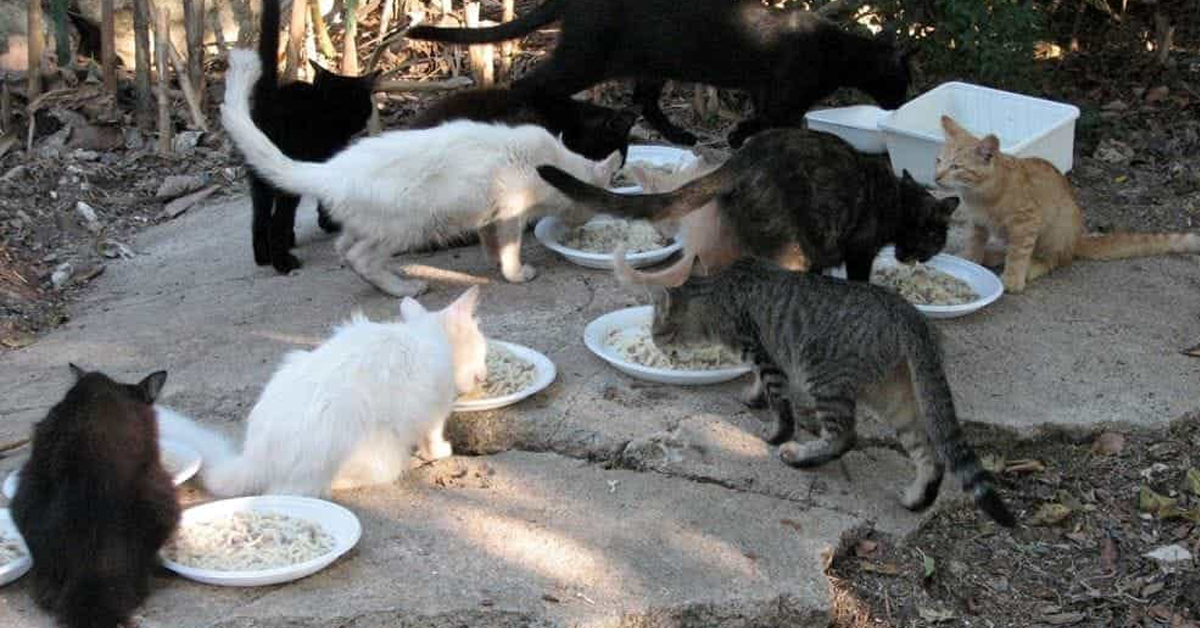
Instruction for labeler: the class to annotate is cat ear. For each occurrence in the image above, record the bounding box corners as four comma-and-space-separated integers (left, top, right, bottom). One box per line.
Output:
937, 196, 961, 217
137, 371, 168, 403
901, 169, 917, 185
68, 363, 87, 380
597, 151, 623, 178
977, 135, 1000, 161
940, 115, 966, 138
610, 110, 637, 131
399, 296, 427, 320
309, 60, 332, 80
446, 286, 481, 321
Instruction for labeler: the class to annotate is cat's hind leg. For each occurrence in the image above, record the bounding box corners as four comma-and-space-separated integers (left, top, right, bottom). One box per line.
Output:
491, 218, 537, 283
779, 381, 857, 468
250, 175, 275, 266
417, 420, 453, 462
268, 191, 304, 274
863, 367, 945, 510
344, 238, 429, 297
633, 79, 697, 146
332, 430, 412, 491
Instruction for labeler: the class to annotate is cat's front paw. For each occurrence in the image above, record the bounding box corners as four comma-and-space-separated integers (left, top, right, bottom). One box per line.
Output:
426, 440, 453, 461
1001, 270, 1026, 294
779, 439, 843, 468
272, 253, 302, 275
503, 263, 538, 283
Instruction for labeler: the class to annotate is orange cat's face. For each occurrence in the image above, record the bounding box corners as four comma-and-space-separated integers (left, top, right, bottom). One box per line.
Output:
934, 115, 1000, 191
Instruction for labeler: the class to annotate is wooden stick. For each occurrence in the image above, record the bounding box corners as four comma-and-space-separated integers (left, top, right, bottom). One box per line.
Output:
208, 0, 230, 54
1, 77, 10, 135
184, 0, 205, 103
168, 41, 208, 130
155, 5, 173, 155
498, 0, 514, 80
0, 438, 30, 454
50, 0, 72, 67
342, 0, 359, 74
27, 0, 44, 100
376, 0, 395, 48
133, 0, 153, 126
285, 0, 307, 79
376, 75, 472, 92
101, 0, 117, 92
464, 3, 492, 87
310, 0, 337, 60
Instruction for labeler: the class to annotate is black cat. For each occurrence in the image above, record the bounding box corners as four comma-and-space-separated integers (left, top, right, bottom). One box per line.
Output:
249, 0, 379, 273
11, 365, 180, 628
406, 0, 911, 148
408, 87, 636, 161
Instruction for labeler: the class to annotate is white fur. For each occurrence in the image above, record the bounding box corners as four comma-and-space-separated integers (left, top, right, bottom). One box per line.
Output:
221, 49, 622, 296
159, 287, 487, 497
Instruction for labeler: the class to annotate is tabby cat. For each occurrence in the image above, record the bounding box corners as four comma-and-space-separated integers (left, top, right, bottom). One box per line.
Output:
936, 115, 1200, 293
405, 0, 911, 147
540, 129, 960, 282
646, 257, 1016, 526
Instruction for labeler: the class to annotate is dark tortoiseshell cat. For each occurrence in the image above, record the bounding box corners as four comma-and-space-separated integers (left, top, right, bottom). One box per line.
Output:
644, 258, 1016, 526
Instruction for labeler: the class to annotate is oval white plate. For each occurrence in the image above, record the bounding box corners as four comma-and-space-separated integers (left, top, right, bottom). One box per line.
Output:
160, 495, 361, 587
625, 144, 698, 170
583, 306, 751, 386
0, 508, 32, 587
829, 246, 1004, 319
2, 438, 202, 501
453, 341, 557, 413
535, 195, 684, 269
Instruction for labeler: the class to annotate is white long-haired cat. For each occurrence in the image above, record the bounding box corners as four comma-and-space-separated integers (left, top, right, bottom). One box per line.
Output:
157, 287, 486, 497
221, 49, 622, 297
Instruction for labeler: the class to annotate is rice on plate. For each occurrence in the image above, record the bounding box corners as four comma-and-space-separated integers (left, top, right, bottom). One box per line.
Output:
607, 325, 741, 371
560, 219, 667, 255
163, 511, 335, 572
0, 531, 26, 568
872, 262, 979, 306
460, 343, 538, 400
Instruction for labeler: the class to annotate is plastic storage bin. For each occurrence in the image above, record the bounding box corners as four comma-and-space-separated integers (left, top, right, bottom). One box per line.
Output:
803, 105, 889, 154
878, 82, 1081, 186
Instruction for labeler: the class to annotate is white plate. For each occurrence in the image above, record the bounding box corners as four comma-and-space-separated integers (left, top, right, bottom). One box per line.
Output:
829, 246, 1004, 319
160, 495, 361, 587
0, 509, 32, 587
2, 438, 202, 501
453, 341, 557, 412
583, 306, 751, 385
625, 144, 698, 170
535, 196, 684, 270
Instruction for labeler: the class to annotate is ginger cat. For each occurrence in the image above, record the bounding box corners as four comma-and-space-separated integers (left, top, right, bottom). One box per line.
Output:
935, 115, 1200, 293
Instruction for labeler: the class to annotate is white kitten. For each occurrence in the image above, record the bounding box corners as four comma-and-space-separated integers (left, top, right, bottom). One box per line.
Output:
221, 49, 622, 297
157, 287, 487, 497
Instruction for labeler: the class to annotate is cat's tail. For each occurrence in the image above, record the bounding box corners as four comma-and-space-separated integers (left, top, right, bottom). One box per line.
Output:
903, 319, 1016, 527
154, 406, 259, 497
221, 49, 330, 199
254, 0, 281, 103
612, 244, 695, 288
1075, 231, 1200, 261
537, 164, 731, 222
406, 0, 563, 44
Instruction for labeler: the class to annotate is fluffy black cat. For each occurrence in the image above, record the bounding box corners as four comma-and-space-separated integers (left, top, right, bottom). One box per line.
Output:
11, 365, 180, 628
248, 0, 379, 273
408, 87, 636, 161
406, 0, 911, 147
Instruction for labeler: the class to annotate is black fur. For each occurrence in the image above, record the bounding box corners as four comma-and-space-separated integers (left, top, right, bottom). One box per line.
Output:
249, 0, 378, 274
406, 0, 912, 147
539, 128, 960, 279
11, 365, 180, 628
409, 88, 636, 162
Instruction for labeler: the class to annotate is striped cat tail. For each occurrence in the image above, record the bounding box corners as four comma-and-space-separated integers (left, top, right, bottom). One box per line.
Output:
1075, 231, 1200, 261
905, 321, 1016, 527
536, 164, 731, 221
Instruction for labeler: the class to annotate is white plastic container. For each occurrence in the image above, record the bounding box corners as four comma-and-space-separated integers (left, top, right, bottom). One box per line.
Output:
879, 82, 1081, 186
804, 105, 889, 154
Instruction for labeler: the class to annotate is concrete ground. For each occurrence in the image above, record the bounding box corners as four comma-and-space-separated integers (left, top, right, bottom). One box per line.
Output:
1, 195, 1198, 627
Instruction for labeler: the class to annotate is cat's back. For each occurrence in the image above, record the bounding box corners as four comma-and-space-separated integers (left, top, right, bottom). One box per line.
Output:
300, 314, 451, 382
408, 89, 541, 130
255, 81, 372, 159
1012, 154, 1077, 202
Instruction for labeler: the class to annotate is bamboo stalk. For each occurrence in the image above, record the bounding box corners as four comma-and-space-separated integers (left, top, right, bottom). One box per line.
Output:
376, 0, 395, 47
168, 42, 208, 130
1, 78, 10, 134
101, 0, 117, 92
27, 0, 44, 100
133, 0, 153, 126
184, 0, 205, 103
155, 6, 173, 155
464, 4, 492, 87
208, 0, 230, 54
498, 0, 514, 80
51, 0, 71, 67
286, 0, 307, 79
310, 0, 337, 60
342, 0, 359, 74
376, 75, 472, 92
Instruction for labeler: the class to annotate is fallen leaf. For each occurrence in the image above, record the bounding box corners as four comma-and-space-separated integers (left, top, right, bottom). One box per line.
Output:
1043, 611, 1086, 625
923, 554, 936, 580
1144, 544, 1193, 563
854, 539, 878, 557
0, 330, 36, 349
541, 594, 560, 603
1142, 581, 1165, 597
1145, 85, 1170, 103
918, 606, 956, 623
1029, 502, 1073, 526
1140, 487, 1183, 519
1115, 174, 1128, 183
981, 453, 1006, 474
1100, 536, 1119, 572
1183, 343, 1200, 358
1092, 432, 1126, 456
861, 561, 900, 576
1186, 468, 1200, 496
1005, 458, 1046, 474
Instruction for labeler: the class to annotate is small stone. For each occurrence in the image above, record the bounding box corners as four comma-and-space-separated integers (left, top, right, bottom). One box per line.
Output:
50, 262, 74, 289
75, 202, 102, 233
172, 130, 204, 154
1102, 99, 1128, 112
1144, 544, 1193, 563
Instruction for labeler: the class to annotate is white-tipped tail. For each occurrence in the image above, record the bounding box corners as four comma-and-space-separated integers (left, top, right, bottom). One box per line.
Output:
220, 49, 326, 199
155, 406, 259, 497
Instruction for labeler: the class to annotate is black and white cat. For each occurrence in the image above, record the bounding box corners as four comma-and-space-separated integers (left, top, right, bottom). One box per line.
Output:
406, 0, 912, 147
249, 0, 379, 274
222, 49, 621, 296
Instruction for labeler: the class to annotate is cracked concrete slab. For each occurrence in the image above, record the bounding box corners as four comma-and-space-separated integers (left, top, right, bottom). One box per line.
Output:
1, 195, 1198, 626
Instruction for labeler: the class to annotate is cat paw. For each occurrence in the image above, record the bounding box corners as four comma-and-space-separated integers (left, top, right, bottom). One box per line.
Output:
426, 440, 454, 461
779, 440, 841, 468
272, 253, 302, 274
1001, 271, 1026, 294
503, 264, 538, 283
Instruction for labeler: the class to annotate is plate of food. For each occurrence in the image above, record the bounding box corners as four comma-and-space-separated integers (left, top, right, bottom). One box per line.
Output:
2, 438, 202, 500
613, 144, 699, 187
0, 509, 32, 587
830, 246, 1004, 319
160, 495, 361, 587
583, 306, 751, 385
535, 191, 684, 270
454, 341, 556, 412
